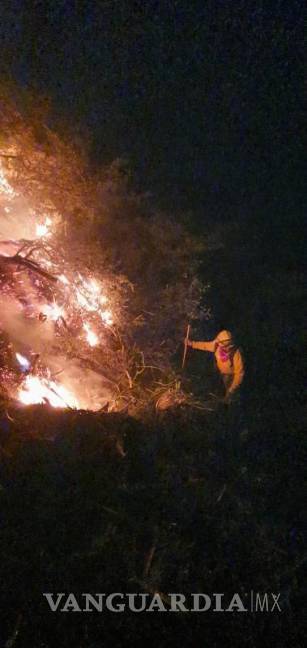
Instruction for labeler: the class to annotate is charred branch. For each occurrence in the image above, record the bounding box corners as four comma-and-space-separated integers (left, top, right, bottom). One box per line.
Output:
0, 253, 58, 283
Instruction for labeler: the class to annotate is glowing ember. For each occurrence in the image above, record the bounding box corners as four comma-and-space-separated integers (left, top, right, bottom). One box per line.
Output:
83, 322, 99, 347
16, 352, 31, 370
75, 275, 109, 315
0, 167, 16, 197
86, 278, 100, 294
41, 302, 64, 321
18, 375, 79, 408
36, 217, 52, 238
59, 274, 69, 285
100, 310, 113, 326
76, 289, 95, 311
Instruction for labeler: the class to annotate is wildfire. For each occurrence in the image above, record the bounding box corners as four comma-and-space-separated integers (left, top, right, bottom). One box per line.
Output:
100, 309, 113, 326
0, 166, 16, 198
36, 217, 52, 238
41, 301, 64, 321
75, 276, 107, 312
83, 322, 99, 347
0, 160, 116, 410
18, 375, 79, 408
15, 352, 31, 370
75, 276, 114, 326
59, 274, 69, 285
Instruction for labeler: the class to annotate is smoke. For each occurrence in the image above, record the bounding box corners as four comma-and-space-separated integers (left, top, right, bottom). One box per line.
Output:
0, 296, 116, 409
42, 355, 116, 410
0, 240, 21, 256
0, 295, 55, 352
0, 199, 40, 241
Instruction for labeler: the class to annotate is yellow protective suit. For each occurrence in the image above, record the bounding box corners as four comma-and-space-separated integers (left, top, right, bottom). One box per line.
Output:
190, 330, 244, 396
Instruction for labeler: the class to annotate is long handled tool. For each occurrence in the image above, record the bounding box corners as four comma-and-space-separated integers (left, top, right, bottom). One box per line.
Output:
182, 323, 191, 370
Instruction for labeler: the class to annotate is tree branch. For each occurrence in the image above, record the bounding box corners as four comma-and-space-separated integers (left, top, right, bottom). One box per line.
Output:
0, 253, 58, 282
0, 153, 19, 159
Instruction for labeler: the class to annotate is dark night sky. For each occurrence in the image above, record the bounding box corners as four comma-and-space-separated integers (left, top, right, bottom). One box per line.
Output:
0, 0, 304, 221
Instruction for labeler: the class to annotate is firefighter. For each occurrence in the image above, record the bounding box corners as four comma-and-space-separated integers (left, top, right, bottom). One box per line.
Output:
187, 330, 244, 401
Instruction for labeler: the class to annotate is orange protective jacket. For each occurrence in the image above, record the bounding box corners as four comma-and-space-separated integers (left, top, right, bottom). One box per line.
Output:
191, 340, 244, 394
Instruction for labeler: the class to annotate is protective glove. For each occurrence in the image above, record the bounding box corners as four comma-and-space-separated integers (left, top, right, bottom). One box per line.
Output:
183, 339, 193, 347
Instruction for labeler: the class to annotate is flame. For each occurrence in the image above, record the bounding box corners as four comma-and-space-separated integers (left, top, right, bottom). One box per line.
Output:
76, 289, 95, 311
75, 275, 109, 314
36, 217, 52, 238
0, 162, 116, 411
59, 274, 69, 285
74, 276, 113, 327
18, 375, 79, 408
16, 352, 31, 369
41, 301, 64, 321
0, 167, 16, 197
100, 310, 113, 326
86, 278, 100, 294
83, 322, 99, 347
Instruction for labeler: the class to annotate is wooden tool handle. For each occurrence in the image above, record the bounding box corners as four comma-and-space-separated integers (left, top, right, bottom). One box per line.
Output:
182, 323, 191, 369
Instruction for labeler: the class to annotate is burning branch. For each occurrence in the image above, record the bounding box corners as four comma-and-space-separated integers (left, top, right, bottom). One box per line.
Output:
0, 253, 58, 282
0, 88, 208, 416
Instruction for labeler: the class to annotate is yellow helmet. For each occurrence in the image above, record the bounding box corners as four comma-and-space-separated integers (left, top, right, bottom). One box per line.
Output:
216, 330, 233, 345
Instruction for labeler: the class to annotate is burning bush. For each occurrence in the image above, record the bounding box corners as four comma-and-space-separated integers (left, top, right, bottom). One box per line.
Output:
0, 82, 210, 415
